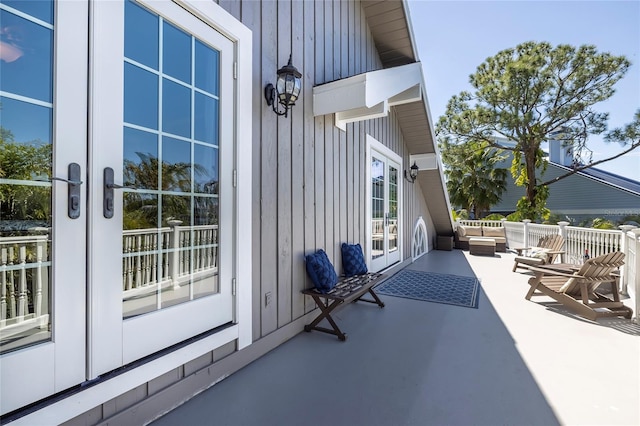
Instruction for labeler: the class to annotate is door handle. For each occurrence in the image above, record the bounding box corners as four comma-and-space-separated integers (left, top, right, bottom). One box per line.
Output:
103, 167, 122, 218
47, 163, 82, 219
103, 167, 137, 218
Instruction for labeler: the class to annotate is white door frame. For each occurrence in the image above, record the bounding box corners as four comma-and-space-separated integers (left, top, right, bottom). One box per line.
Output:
2, 0, 253, 414
365, 134, 403, 272
88, 0, 252, 378
0, 1, 88, 414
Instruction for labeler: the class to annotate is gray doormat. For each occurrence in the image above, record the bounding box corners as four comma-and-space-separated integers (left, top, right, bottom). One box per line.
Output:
375, 269, 480, 308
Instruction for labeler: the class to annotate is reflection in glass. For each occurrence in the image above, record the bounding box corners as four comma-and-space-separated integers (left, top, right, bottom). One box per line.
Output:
162, 79, 191, 137
122, 3, 221, 317
122, 193, 159, 318
2, 1, 53, 24
389, 166, 398, 252
162, 195, 191, 226
0, 97, 52, 150
123, 192, 158, 231
123, 127, 158, 190
163, 21, 191, 84
124, 63, 159, 130
193, 197, 218, 300
371, 158, 384, 260
0, 2, 54, 354
125, 0, 158, 70
0, 10, 53, 102
194, 93, 218, 145
162, 137, 191, 192
0, 185, 52, 353
195, 40, 219, 95
194, 144, 218, 194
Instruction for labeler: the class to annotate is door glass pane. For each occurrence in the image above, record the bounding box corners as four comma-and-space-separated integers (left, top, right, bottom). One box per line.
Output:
0, 3, 53, 353
371, 157, 384, 260
388, 166, 398, 253
124, 63, 159, 130
0, 9, 52, 102
162, 21, 191, 84
122, 2, 221, 319
124, 0, 158, 69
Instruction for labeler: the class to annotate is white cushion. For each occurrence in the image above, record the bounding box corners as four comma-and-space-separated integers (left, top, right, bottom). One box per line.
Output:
483, 227, 505, 238
528, 247, 550, 259
469, 237, 496, 247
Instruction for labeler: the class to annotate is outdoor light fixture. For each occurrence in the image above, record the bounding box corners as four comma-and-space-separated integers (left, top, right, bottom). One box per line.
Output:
264, 54, 302, 117
404, 161, 419, 183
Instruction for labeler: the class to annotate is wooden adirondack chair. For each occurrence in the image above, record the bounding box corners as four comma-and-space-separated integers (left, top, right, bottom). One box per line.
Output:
512, 234, 565, 272
525, 252, 632, 321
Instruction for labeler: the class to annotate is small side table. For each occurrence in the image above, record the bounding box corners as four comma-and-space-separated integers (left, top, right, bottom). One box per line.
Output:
437, 235, 454, 251
469, 237, 496, 256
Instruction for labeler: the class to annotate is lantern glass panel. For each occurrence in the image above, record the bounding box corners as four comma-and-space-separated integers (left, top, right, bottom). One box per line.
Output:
276, 75, 286, 96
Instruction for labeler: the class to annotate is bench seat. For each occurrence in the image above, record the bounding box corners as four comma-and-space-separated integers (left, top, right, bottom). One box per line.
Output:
301, 272, 386, 340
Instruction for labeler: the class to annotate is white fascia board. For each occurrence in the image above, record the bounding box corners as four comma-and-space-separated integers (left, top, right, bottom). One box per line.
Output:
389, 85, 422, 106
409, 153, 438, 170
313, 62, 423, 117
313, 75, 367, 116
364, 62, 423, 107
335, 101, 388, 131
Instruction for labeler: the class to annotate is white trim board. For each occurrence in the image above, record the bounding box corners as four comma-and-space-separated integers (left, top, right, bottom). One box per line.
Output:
313, 63, 424, 131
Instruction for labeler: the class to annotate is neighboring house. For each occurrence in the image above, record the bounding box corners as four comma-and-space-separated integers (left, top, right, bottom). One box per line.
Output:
0, 0, 453, 423
489, 138, 640, 222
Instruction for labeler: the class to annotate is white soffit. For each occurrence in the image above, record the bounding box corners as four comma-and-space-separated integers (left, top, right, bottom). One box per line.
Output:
410, 153, 438, 171
313, 62, 423, 131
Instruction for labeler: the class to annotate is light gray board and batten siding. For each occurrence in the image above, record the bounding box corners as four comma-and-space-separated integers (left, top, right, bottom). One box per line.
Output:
491, 161, 640, 217
53, 2, 447, 424
223, 0, 438, 342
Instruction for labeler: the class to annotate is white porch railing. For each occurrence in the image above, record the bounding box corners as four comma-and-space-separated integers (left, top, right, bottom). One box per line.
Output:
1, 225, 218, 346
456, 219, 640, 323
0, 234, 50, 342
122, 224, 218, 296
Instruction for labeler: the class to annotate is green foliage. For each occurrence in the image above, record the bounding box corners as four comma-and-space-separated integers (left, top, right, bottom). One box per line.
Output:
621, 215, 640, 225
514, 184, 550, 221
437, 41, 632, 219
483, 213, 505, 220
544, 213, 571, 225
451, 209, 469, 221
122, 152, 212, 230
440, 139, 508, 219
505, 212, 521, 222
0, 129, 52, 222
605, 110, 640, 147
591, 218, 617, 229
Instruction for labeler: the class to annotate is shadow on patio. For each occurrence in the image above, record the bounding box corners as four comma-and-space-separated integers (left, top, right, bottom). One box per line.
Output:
152, 250, 638, 426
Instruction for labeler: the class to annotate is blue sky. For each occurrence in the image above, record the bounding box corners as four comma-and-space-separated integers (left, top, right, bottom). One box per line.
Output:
407, 0, 640, 181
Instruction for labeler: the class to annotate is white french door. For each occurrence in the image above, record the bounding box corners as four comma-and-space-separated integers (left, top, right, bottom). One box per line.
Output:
368, 138, 402, 272
0, 0, 87, 414
89, 0, 235, 376
1, 0, 236, 412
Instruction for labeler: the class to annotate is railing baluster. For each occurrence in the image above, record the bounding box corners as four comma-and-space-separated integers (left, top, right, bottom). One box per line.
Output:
17, 246, 27, 320
8, 247, 16, 318
1, 248, 7, 321
35, 240, 43, 317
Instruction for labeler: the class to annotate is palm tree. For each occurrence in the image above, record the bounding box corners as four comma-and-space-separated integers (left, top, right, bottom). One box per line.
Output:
122, 152, 212, 229
440, 139, 508, 219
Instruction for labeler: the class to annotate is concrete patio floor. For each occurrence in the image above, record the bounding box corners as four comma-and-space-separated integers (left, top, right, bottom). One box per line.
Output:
152, 250, 639, 426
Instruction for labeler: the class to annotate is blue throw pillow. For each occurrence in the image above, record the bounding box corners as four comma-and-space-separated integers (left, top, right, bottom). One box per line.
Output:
341, 243, 367, 276
305, 249, 338, 293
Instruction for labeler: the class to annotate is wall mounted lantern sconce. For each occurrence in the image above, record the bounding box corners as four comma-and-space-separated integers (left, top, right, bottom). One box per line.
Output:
264, 54, 302, 118
404, 161, 419, 183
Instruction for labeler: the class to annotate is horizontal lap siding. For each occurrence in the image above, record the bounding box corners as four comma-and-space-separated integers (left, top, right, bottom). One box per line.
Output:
224, 0, 430, 340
